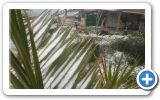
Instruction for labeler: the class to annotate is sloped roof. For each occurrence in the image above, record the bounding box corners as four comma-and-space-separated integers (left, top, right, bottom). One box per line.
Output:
118, 9, 145, 14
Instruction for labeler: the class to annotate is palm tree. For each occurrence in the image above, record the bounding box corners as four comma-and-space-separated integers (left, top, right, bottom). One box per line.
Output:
9, 9, 139, 89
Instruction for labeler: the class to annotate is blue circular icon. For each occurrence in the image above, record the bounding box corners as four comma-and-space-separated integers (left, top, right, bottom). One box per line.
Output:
136, 69, 158, 90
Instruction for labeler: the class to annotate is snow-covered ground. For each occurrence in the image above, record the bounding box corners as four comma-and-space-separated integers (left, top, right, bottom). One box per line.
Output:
76, 33, 128, 45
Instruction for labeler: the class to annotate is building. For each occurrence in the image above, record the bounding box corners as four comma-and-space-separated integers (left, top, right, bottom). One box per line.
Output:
65, 9, 145, 34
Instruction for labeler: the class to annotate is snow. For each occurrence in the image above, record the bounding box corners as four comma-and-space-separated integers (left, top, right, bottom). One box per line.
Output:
50, 49, 82, 88
41, 42, 68, 70
39, 30, 64, 60
77, 33, 128, 45
38, 27, 61, 56
58, 45, 91, 88
76, 71, 94, 89
34, 19, 52, 46
66, 10, 79, 16
64, 73, 79, 89
43, 40, 92, 89
9, 39, 18, 55
43, 53, 73, 88
80, 72, 94, 89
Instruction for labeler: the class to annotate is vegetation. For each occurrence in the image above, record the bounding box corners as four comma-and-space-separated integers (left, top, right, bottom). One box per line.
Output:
10, 9, 141, 89
110, 32, 145, 65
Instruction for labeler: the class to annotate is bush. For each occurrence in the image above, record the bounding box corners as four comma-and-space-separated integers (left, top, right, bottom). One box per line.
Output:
110, 36, 145, 65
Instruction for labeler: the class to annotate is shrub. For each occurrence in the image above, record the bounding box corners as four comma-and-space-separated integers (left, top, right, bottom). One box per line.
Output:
110, 36, 145, 65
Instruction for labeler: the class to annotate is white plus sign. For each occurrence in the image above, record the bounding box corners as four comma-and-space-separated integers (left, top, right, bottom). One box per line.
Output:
142, 74, 153, 85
